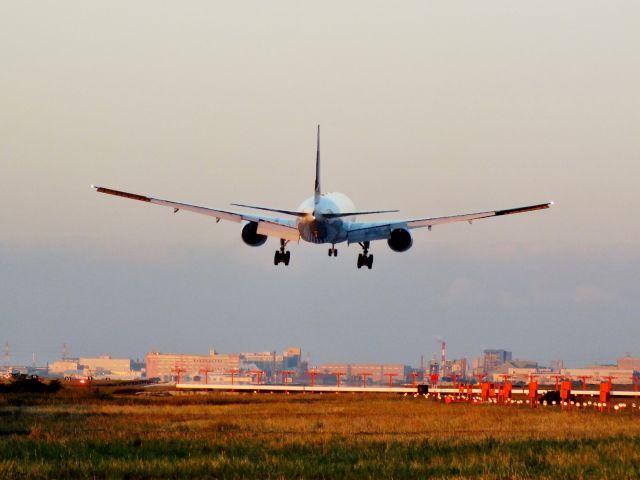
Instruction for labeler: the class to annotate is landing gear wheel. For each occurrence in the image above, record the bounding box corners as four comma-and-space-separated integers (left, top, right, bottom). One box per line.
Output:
356, 242, 373, 270
328, 248, 332, 257
274, 239, 291, 266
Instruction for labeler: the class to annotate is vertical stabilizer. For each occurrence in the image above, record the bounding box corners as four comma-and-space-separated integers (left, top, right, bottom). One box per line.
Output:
314, 125, 321, 205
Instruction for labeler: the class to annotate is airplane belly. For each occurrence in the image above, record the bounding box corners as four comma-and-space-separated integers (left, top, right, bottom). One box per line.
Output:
298, 219, 347, 244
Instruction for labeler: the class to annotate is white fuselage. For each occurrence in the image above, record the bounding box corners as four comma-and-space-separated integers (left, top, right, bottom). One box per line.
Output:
296, 192, 356, 244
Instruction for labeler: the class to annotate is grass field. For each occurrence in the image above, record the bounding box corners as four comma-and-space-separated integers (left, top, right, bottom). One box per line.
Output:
1, 388, 640, 479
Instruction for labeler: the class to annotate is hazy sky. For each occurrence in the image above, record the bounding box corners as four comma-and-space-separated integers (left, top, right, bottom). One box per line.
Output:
2, 1, 639, 367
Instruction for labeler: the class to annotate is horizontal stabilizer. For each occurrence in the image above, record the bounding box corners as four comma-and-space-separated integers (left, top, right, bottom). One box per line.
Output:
230, 203, 308, 217
323, 210, 399, 219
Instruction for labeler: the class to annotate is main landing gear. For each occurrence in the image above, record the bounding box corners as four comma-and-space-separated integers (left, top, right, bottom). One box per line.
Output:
274, 239, 290, 266
357, 241, 373, 269
328, 245, 338, 257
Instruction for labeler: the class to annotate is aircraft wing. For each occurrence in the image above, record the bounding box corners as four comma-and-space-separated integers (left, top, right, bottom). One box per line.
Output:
347, 202, 552, 244
92, 186, 300, 240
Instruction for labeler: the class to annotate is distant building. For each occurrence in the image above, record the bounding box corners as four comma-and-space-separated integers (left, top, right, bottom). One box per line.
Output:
131, 358, 146, 372
428, 356, 439, 375
471, 357, 484, 378
617, 356, 640, 372
145, 347, 302, 383
240, 347, 302, 378
560, 367, 634, 385
48, 359, 80, 376
80, 355, 133, 378
317, 363, 408, 385
441, 358, 468, 379
549, 359, 564, 372
146, 350, 241, 382
49, 356, 138, 380
490, 362, 538, 383
482, 349, 512, 374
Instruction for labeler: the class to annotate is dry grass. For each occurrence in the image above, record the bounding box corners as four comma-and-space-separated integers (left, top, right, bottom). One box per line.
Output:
1, 391, 640, 478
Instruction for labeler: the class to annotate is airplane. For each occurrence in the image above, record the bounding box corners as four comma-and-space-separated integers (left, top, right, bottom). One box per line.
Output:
92, 126, 552, 269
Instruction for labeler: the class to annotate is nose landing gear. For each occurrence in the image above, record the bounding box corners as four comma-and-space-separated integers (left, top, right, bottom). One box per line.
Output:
357, 241, 373, 269
274, 239, 291, 266
328, 245, 338, 257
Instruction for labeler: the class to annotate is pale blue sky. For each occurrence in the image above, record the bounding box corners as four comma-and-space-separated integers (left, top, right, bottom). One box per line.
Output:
1, 1, 639, 367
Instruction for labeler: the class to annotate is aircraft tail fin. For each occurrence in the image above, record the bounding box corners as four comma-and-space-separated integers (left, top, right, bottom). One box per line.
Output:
314, 125, 321, 205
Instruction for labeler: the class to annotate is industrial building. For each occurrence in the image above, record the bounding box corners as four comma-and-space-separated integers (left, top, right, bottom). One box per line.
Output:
482, 349, 512, 374
145, 347, 302, 382
48, 355, 138, 380
48, 359, 80, 376
316, 363, 408, 385
80, 356, 132, 377
440, 358, 468, 379
489, 359, 539, 382
560, 367, 634, 385
146, 350, 241, 382
617, 356, 640, 372
241, 347, 301, 377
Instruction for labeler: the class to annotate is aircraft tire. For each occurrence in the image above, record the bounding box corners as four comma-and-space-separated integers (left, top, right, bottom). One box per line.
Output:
367, 255, 374, 269
284, 251, 290, 265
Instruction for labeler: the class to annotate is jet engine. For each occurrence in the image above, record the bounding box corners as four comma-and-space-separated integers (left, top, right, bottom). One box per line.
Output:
241, 222, 267, 247
387, 228, 413, 252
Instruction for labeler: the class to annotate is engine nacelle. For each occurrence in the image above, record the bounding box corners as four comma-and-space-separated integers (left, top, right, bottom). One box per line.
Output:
241, 222, 267, 247
387, 228, 413, 252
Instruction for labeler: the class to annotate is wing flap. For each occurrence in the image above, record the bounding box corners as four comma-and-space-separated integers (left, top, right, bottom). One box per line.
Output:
257, 220, 300, 242
153, 199, 243, 223
347, 225, 392, 244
